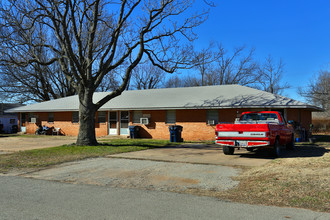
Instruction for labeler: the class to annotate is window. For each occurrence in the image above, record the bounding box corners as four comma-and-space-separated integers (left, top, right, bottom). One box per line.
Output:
48, 113, 54, 123
72, 112, 79, 123
120, 111, 129, 129
133, 111, 142, 124
9, 119, 16, 124
240, 113, 279, 121
97, 111, 106, 123
28, 113, 35, 123
166, 110, 176, 124
207, 110, 218, 124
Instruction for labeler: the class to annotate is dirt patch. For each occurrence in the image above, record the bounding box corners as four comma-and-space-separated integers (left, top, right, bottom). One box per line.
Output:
0, 136, 76, 153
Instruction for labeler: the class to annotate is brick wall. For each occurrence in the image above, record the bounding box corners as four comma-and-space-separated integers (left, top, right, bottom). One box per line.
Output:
21, 111, 108, 137
132, 109, 242, 141
19, 108, 312, 141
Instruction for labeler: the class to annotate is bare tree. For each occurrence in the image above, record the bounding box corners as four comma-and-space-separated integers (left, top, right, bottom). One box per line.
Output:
298, 70, 330, 110
0, 0, 209, 145
210, 44, 258, 86
256, 55, 289, 94
130, 62, 165, 90
0, 60, 76, 103
0, 23, 78, 103
165, 44, 258, 88
192, 42, 220, 86
163, 75, 185, 88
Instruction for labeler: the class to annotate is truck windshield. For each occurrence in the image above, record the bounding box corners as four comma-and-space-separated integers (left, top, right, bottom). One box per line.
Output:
240, 113, 279, 121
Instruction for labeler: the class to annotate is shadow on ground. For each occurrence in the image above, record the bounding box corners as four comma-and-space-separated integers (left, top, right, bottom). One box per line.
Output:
232, 143, 329, 159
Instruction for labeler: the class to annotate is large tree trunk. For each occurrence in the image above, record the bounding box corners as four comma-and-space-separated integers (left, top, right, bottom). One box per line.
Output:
76, 89, 98, 146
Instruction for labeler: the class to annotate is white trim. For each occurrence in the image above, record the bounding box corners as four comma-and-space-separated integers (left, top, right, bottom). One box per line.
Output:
217, 131, 267, 138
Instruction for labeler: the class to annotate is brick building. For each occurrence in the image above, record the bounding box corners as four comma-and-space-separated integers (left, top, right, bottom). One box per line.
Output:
6, 85, 321, 141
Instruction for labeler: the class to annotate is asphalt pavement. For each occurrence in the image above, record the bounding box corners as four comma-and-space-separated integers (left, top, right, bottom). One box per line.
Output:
0, 176, 329, 220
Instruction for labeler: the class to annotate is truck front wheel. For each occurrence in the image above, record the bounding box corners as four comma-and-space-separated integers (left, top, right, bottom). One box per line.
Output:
223, 146, 235, 155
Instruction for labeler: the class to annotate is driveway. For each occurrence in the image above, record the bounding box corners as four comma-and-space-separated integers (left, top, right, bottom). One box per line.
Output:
21, 143, 272, 193
109, 143, 271, 167
2, 136, 270, 193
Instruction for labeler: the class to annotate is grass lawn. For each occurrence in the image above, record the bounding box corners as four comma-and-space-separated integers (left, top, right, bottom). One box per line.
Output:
0, 139, 177, 173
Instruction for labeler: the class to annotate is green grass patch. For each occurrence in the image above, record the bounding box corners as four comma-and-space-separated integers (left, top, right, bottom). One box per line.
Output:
0, 139, 176, 173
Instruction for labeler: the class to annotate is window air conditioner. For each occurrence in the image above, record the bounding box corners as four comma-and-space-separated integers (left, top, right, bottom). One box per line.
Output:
207, 120, 216, 125
140, 118, 149, 125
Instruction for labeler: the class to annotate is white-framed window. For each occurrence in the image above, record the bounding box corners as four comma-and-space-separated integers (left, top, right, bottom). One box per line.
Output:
206, 110, 218, 124
97, 111, 107, 123
133, 110, 143, 124
166, 110, 176, 124
72, 112, 79, 123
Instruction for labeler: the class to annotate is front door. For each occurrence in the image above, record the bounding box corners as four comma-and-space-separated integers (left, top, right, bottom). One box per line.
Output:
21, 113, 26, 133
120, 111, 129, 135
109, 111, 118, 135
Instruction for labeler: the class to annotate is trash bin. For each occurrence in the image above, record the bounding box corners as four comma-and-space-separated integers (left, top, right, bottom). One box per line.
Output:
129, 126, 140, 139
169, 125, 183, 142
11, 125, 18, 133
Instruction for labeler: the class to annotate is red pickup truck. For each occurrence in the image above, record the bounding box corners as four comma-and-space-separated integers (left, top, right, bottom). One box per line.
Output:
215, 111, 295, 157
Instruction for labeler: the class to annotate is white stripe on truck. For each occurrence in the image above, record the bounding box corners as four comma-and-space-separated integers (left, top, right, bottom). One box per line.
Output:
217, 131, 266, 138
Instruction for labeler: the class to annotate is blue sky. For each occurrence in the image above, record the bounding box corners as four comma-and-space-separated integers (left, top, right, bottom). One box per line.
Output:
191, 0, 330, 101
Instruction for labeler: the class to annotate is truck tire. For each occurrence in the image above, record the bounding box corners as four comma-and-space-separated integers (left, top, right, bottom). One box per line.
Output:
271, 138, 281, 158
286, 134, 295, 150
223, 146, 235, 155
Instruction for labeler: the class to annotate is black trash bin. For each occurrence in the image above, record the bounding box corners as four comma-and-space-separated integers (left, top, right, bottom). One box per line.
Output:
11, 125, 18, 133
169, 125, 183, 142
129, 126, 140, 139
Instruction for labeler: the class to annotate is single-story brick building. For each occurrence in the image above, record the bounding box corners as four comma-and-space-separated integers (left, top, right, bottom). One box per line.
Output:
6, 85, 321, 141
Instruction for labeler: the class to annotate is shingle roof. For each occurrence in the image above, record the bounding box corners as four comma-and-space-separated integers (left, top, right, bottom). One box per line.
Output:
5, 85, 322, 113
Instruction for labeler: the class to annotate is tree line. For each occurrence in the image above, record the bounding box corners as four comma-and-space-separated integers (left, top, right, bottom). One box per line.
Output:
0, 39, 289, 103
130, 43, 289, 95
